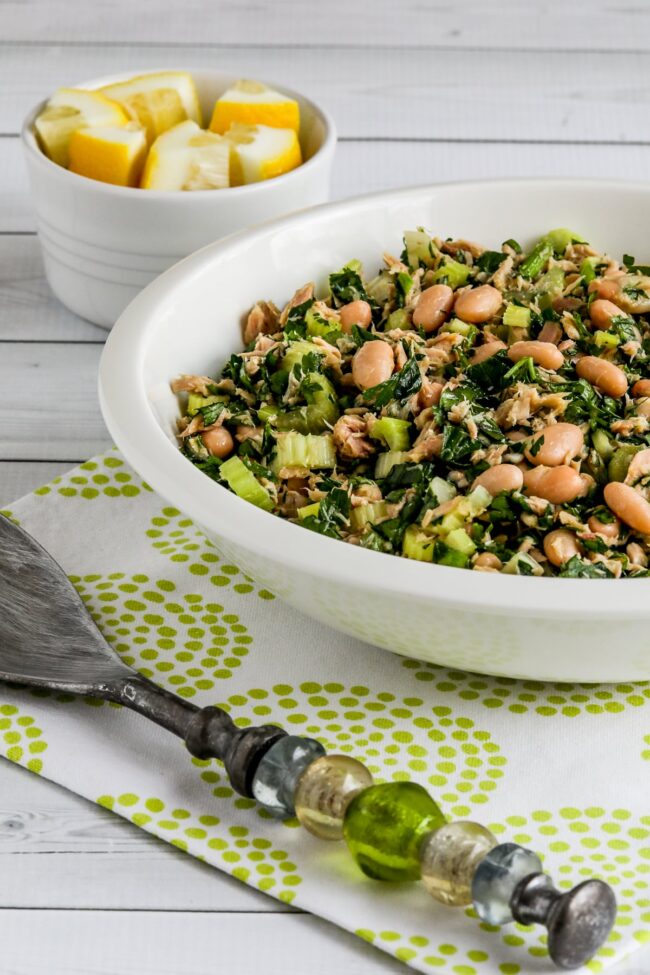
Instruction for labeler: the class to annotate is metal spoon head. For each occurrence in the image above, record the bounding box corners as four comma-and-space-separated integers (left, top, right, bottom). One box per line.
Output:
0, 515, 133, 692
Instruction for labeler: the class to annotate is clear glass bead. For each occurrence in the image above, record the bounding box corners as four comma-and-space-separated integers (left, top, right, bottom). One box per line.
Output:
294, 754, 373, 840
343, 782, 446, 882
419, 821, 498, 906
251, 735, 325, 817
471, 842, 543, 924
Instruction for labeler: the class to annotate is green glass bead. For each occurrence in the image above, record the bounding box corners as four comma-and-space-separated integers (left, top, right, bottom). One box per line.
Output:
343, 782, 446, 882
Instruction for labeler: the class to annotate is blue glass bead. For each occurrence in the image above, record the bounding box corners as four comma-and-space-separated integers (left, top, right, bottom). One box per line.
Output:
251, 735, 325, 817
471, 842, 543, 924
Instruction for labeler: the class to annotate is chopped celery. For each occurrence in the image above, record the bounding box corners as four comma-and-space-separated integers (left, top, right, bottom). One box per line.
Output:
593, 331, 619, 349
187, 393, 224, 415
430, 477, 457, 505
370, 417, 412, 451
580, 257, 598, 283
436, 546, 469, 569
375, 451, 409, 478
305, 306, 340, 341
519, 238, 553, 280
273, 432, 336, 473
350, 502, 389, 531
257, 403, 278, 423
502, 304, 531, 330
366, 272, 393, 305
276, 372, 339, 434
503, 551, 544, 576
544, 228, 586, 255
387, 308, 411, 330
298, 501, 321, 521
402, 524, 434, 562
439, 510, 466, 535
459, 485, 492, 518
281, 341, 323, 373
592, 429, 614, 461
430, 258, 471, 289
536, 265, 565, 298
440, 318, 478, 343
444, 528, 476, 556
404, 229, 437, 269
220, 456, 273, 511
608, 444, 644, 483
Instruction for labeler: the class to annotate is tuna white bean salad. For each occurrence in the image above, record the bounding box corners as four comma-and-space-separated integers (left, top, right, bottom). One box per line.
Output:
172, 228, 650, 578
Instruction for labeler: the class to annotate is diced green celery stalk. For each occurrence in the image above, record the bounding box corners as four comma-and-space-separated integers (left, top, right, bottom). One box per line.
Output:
519, 239, 553, 280
305, 307, 339, 340
445, 528, 476, 556
436, 546, 469, 569
404, 229, 437, 269
580, 257, 598, 283
273, 432, 336, 473
276, 372, 339, 434
502, 304, 531, 330
592, 429, 614, 461
402, 525, 435, 562
281, 341, 323, 373
344, 259, 362, 274
187, 393, 224, 415
350, 502, 389, 531
544, 228, 586, 255
431, 258, 471, 289
375, 451, 408, 478
387, 308, 411, 330
503, 551, 544, 576
430, 477, 457, 505
369, 417, 411, 451
366, 273, 393, 305
536, 265, 565, 297
220, 456, 273, 511
440, 318, 478, 342
298, 501, 321, 520
594, 331, 619, 349
459, 485, 492, 518
608, 444, 644, 482
439, 510, 465, 535
258, 403, 278, 423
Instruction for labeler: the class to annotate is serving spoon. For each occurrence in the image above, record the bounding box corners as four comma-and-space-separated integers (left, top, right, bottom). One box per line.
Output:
0, 515, 617, 970
0, 515, 285, 794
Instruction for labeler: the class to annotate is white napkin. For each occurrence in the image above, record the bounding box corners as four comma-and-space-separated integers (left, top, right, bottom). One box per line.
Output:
1, 450, 648, 975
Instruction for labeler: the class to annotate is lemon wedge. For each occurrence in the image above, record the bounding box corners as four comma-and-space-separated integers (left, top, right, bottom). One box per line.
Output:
210, 80, 300, 135
225, 123, 302, 185
101, 72, 202, 144
141, 120, 231, 191
68, 123, 147, 187
34, 88, 128, 167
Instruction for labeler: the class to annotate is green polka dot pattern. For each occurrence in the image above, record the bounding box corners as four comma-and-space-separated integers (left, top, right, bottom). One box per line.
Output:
96, 793, 302, 903
0, 704, 47, 773
402, 661, 650, 717
146, 506, 275, 600
70, 573, 251, 697
33, 454, 152, 500
0, 509, 18, 525
208, 683, 506, 819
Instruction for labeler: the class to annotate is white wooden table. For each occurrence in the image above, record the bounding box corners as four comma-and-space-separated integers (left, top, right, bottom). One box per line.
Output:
1, 3, 650, 971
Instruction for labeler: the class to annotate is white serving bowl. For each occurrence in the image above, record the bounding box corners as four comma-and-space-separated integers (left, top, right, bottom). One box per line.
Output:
100, 179, 650, 683
22, 70, 336, 329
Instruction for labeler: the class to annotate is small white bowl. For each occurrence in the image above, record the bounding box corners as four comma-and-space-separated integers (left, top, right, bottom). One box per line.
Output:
22, 70, 336, 329
100, 179, 650, 683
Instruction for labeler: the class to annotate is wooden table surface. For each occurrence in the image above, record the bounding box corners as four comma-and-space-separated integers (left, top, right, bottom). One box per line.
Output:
1, 3, 650, 971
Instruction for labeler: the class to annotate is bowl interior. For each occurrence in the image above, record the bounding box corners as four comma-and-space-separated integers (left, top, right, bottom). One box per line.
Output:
101, 179, 650, 619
